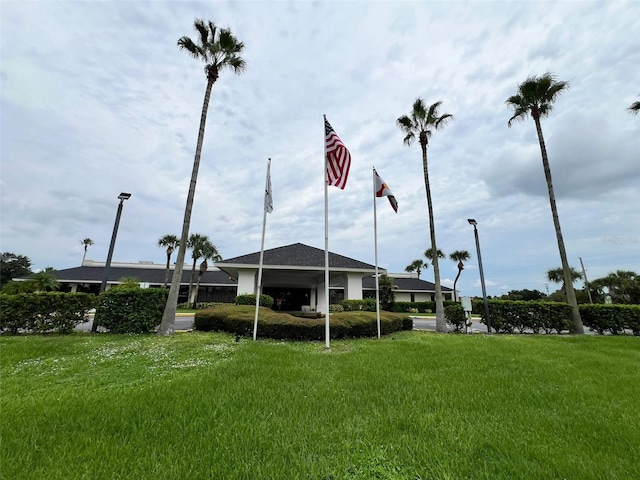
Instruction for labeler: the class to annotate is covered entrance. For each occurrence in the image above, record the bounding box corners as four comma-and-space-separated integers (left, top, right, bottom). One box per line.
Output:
263, 287, 312, 311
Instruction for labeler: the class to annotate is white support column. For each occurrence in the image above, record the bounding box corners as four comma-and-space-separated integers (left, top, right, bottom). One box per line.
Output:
236, 269, 258, 295
344, 273, 364, 300
317, 283, 327, 313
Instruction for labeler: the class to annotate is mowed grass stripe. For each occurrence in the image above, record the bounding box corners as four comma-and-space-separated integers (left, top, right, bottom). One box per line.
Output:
1, 332, 638, 479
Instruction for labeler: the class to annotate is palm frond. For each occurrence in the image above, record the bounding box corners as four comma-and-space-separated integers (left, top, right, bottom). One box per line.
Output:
628, 99, 640, 114
194, 19, 209, 47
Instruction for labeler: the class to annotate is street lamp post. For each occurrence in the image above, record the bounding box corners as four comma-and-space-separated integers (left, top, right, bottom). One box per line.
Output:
93, 192, 131, 333
468, 219, 491, 333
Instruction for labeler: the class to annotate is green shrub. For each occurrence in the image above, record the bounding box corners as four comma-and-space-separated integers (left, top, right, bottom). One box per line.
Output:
95, 288, 167, 334
444, 304, 467, 332
401, 316, 413, 330
580, 304, 640, 335
194, 305, 404, 340
0, 292, 97, 334
329, 304, 344, 312
480, 300, 572, 334
235, 294, 274, 308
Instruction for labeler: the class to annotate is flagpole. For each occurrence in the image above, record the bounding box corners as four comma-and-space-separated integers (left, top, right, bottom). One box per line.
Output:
373, 168, 381, 338
253, 158, 271, 341
323, 115, 331, 350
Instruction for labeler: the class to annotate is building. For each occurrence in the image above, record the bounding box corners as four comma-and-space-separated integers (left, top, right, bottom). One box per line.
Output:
51, 243, 454, 310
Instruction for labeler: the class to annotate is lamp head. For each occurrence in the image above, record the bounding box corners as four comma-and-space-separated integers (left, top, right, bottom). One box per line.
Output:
118, 192, 132, 201
467, 218, 477, 226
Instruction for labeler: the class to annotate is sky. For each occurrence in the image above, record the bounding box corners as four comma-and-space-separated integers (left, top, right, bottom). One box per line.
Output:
1, 0, 639, 298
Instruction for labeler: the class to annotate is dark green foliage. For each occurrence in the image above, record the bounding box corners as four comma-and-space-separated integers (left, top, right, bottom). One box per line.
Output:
499, 289, 547, 301
234, 293, 274, 308
0, 252, 32, 287
401, 316, 413, 330
0, 292, 97, 334
378, 274, 395, 310
95, 288, 167, 334
480, 300, 573, 334
392, 300, 457, 313
341, 298, 377, 312
444, 304, 467, 332
580, 304, 640, 335
194, 304, 404, 340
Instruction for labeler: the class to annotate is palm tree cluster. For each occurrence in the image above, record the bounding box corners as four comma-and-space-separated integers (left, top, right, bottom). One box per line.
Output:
405, 249, 470, 303
158, 233, 221, 309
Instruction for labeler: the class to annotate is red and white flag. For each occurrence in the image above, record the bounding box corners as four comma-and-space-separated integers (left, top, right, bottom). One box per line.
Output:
324, 117, 352, 189
374, 169, 398, 213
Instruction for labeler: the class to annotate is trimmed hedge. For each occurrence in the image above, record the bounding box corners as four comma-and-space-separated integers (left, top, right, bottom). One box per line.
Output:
480, 300, 572, 334
235, 294, 274, 308
194, 304, 404, 340
0, 292, 97, 334
391, 300, 457, 314
95, 288, 167, 334
580, 304, 640, 335
341, 299, 377, 312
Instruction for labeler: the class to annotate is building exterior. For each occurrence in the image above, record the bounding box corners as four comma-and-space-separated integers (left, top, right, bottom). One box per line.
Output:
50, 243, 454, 309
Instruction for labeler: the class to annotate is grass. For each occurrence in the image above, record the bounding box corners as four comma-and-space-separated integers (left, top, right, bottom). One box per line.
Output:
1, 332, 639, 479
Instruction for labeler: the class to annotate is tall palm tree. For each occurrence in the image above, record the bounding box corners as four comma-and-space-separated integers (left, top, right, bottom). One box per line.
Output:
159, 19, 246, 335
187, 233, 211, 306
190, 242, 222, 308
80, 238, 94, 265
506, 73, 584, 334
158, 234, 180, 288
547, 266, 582, 301
628, 95, 640, 115
405, 259, 427, 278
397, 99, 453, 333
450, 250, 470, 301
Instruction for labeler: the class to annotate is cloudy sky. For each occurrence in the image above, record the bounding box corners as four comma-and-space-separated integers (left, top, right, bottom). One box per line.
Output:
1, 0, 639, 297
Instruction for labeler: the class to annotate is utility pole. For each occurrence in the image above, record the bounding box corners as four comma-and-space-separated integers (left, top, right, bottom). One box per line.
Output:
579, 257, 593, 304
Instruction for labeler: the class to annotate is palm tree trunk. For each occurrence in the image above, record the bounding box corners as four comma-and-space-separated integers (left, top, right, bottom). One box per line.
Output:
453, 266, 463, 302
158, 76, 215, 335
191, 272, 203, 308
534, 116, 584, 334
82, 248, 87, 266
188, 259, 197, 306
421, 142, 446, 332
163, 252, 171, 288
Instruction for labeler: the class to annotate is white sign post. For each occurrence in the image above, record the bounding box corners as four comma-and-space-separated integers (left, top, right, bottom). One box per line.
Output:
461, 296, 473, 334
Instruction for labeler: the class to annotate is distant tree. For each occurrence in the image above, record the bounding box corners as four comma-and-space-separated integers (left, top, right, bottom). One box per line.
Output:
547, 266, 583, 301
158, 234, 180, 288
628, 95, 640, 115
190, 242, 222, 308
1, 280, 30, 294
506, 72, 583, 334
591, 270, 639, 304
405, 259, 427, 278
186, 233, 212, 305
424, 247, 446, 264
378, 274, 395, 311
28, 271, 60, 292
449, 250, 470, 301
159, 19, 246, 336
500, 289, 546, 301
80, 238, 94, 265
397, 99, 453, 333
0, 252, 33, 287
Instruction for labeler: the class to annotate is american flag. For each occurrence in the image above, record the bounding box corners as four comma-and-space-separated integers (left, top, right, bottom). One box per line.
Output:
324, 117, 352, 189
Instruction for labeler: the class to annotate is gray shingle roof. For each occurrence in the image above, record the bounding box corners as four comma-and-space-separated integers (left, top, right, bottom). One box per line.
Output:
362, 276, 453, 292
50, 266, 234, 285
218, 243, 376, 270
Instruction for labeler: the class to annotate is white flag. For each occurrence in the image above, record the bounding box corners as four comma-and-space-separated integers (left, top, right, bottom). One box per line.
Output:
265, 159, 273, 213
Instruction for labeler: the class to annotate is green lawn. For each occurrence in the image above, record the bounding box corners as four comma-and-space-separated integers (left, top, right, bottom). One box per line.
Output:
1, 332, 638, 479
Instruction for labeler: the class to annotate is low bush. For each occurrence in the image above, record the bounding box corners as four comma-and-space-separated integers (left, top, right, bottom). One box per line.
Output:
95, 288, 167, 334
0, 292, 97, 334
444, 304, 468, 332
392, 300, 456, 314
341, 299, 377, 312
329, 304, 344, 312
480, 300, 573, 334
194, 304, 404, 340
235, 293, 274, 308
580, 304, 640, 335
